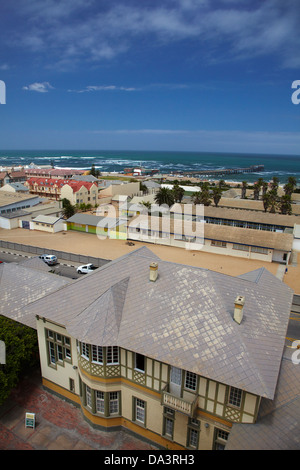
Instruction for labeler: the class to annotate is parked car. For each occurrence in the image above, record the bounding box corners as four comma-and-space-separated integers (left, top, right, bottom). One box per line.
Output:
39, 254, 58, 266
77, 263, 98, 274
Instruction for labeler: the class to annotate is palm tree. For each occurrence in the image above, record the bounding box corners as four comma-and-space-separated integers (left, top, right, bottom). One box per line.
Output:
284, 177, 297, 196
192, 192, 202, 205
253, 183, 260, 200
61, 198, 76, 218
262, 193, 271, 213
270, 176, 279, 195
154, 187, 175, 207
269, 191, 278, 213
212, 187, 222, 207
262, 181, 268, 198
241, 181, 247, 199
279, 195, 292, 215
192, 189, 211, 206
172, 183, 185, 203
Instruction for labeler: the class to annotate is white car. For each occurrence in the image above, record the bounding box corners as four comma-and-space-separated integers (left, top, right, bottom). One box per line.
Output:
77, 263, 98, 274
39, 254, 58, 266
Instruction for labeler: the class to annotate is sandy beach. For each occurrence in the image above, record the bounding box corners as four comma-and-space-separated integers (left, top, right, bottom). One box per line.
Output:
0, 227, 299, 293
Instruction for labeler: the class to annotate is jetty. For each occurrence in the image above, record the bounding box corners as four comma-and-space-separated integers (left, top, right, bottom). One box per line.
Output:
170, 165, 264, 177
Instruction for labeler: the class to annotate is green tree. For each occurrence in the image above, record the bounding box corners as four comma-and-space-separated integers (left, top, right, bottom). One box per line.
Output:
269, 190, 278, 213
212, 186, 222, 207
241, 181, 247, 199
262, 193, 271, 213
61, 198, 76, 218
192, 188, 211, 206
284, 177, 297, 197
270, 176, 279, 195
90, 164, 100, 178
279, 195, 292, 215
0, 316, 39, 405
154, 187, 175, 207
172, 183, 185, 203
262, 181, 268, 198
253, 182, 260, 200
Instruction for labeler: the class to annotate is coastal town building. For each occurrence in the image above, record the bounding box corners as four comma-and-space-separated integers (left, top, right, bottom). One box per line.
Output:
24, 168, 84, 179
0, 191, 40, 217
98, 180, 141, 201
0, 169, 26, 187
25, 178, 99, 205
65, 213, 127, 239
127, 214, 294, 264
60, 181, 98, 206
1, 246, 293, 450
30, 215, 65, 233
0, 182, 29, 193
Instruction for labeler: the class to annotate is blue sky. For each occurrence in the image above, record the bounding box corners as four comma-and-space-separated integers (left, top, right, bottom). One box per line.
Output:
0, 0, 299, 154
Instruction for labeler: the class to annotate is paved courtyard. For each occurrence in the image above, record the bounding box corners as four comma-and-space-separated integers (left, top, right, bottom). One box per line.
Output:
0, 367, 158, 451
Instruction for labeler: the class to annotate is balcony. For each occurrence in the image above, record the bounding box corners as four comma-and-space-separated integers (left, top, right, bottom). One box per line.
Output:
161, 384, 198, 417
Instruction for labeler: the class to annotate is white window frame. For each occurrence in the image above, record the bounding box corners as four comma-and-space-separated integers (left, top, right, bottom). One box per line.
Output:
135, 398, 145, 424
106, 346, 119, 365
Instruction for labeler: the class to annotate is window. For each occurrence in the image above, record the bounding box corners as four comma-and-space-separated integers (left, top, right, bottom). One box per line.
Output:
109, 392, 119, 415
69, 378, 75, 393
106, 346, 119, 364
228, 387, 242, 408
135, 398, 146, 424
211, 240, 226, 248
214, 428, 229, 450
233, 243, 249, 252
96, 391, 105, 414
46, 329, 71, 366
250, 246, 268, 255
92, 345, 103, 364
135, 353, 145, 372
163, 407, 175, 439
86, 385, 92, 409
48, 341, 56, 365
185, 371, 197, 391
187, 418, 200, 449
81, 342, 90, 360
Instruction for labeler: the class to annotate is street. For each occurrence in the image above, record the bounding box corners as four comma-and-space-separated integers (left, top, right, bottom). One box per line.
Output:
0, 251, 81, 279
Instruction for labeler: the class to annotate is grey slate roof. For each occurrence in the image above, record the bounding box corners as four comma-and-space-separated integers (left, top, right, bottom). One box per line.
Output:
0, 262, 71, 329
19, 246, 293, 399
225, 347, 300, 450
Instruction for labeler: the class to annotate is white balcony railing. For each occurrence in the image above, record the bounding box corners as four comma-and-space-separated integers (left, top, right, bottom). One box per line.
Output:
161, 384, 198, 417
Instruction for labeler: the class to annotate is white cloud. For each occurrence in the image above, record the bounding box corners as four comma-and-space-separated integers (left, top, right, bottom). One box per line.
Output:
22, 82, 54, 93
0, 64, 10, 71
8, 0, 300, 69
68, 85, 138, 93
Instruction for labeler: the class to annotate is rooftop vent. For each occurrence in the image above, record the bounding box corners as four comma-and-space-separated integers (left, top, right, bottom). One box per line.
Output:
149, 262, 158, 282
233, 295, 245, 324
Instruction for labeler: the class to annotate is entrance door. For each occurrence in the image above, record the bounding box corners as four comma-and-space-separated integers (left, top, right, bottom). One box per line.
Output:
170, 366, 182, 396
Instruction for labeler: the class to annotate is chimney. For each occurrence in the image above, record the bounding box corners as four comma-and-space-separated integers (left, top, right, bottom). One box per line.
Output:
149, 262, 158, 282
233, 295, 245, 324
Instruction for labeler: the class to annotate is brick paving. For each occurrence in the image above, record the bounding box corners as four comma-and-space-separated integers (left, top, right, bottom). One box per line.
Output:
0, 367, 158, 451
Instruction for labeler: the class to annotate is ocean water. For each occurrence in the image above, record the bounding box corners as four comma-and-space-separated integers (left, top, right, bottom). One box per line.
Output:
0, 149, 299, 183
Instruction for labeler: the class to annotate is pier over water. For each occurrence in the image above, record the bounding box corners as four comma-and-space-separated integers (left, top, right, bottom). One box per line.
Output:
171, 164, 264, 177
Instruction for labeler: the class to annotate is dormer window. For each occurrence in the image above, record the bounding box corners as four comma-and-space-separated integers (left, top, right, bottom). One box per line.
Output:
135, 353, 145, 372
228, 386, 242, 408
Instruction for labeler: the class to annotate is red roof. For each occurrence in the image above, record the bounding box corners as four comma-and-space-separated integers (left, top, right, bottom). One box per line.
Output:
64, 181, 97, 193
